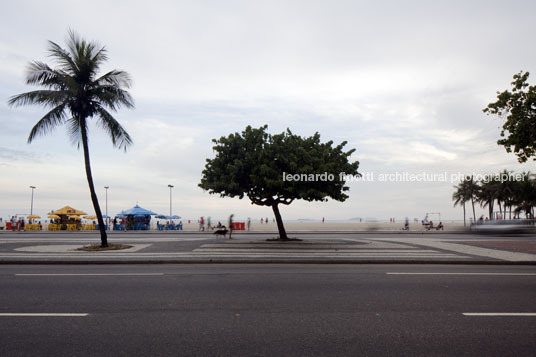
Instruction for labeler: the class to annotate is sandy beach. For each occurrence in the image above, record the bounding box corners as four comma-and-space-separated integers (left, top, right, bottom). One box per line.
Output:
1, 218, 464, 232
180, 220, 465, 232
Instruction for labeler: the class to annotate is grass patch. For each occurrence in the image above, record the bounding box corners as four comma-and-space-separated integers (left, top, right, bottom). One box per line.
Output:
76, 243, 133, 251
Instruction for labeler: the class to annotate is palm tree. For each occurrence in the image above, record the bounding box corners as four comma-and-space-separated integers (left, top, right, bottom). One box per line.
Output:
513, 172, 536, 218
452, 180, 470, 226
497, 170, 516, 219
8, 31, 133, 247
477, 178, 499, 220
463, 176, 479, 223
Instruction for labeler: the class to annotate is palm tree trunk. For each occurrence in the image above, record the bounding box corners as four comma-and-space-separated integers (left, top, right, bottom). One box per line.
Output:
471, 197, 476, 222
271, 203, 288, 240
463, 202, 466, 227
80, 119, 108, 247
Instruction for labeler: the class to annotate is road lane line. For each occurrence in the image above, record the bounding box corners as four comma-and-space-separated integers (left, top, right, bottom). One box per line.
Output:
463, 313, 536, 316
0, 313, 88, 317
387, 273, 536, 276
15, 273, 165, 276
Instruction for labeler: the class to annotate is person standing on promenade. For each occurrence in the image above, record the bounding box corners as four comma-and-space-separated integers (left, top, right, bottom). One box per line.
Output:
247, 217, 251, 231
228, 214, 234, 239
207, 216, 212, 230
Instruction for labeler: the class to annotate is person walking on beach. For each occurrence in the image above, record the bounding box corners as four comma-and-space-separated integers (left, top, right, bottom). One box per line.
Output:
199, 216, 205, 231
247, 217, 251, 231
228, 214, 234, 239
207, 216, 212, 230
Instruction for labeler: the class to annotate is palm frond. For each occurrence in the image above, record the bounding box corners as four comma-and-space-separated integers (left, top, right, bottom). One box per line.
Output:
66, 116, 84, 148
92, 85, 135, 111
47, 40, 77, 75
25, 61, 63, 88
95, 107, 133, 150
27, 104, 68, 143
95, 70, 132, 88
8, 89, 68, 108
65, 30, 107, 81
90, 46, 109, 72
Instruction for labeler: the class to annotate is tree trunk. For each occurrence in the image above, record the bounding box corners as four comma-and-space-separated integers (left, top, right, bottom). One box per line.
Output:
463, 202, 466, 227
80, 119, 108, 247
471, 197, 476, 222
488, 200, 494, 220
271, 203, 288, 240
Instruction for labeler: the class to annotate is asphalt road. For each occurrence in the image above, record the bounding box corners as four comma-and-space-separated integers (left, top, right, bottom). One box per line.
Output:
1, 264, 536, 356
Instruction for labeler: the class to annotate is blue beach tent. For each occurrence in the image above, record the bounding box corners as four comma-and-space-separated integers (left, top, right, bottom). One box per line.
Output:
119, 204, 158, 216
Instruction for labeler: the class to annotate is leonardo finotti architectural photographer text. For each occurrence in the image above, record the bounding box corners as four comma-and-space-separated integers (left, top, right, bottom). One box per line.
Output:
282, 172, 526, 184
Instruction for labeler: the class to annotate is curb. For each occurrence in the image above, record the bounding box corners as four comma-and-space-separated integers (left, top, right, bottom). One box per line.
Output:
0, 230, 470, 235
1, 259, 535, 265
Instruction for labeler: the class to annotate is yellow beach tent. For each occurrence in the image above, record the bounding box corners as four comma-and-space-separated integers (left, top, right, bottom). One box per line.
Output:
52, 206, 87, 216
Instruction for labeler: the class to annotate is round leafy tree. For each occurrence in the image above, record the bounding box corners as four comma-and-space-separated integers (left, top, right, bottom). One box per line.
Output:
484, 71, 536, 163
199, 125, 360, 240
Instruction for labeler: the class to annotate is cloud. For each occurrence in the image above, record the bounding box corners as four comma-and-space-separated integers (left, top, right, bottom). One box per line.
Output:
0, 147, 41, 163
1, 0, 536, 221
359, 138, 457, 165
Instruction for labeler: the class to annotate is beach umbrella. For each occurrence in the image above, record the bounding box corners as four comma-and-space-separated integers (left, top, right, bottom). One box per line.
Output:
120, 204, 158, 216
27, 215, 41, 219
68, 215, 81, 220
156, 214, 170, 219
83, 215, 97, 220
48, 214, 61, 219
53, 206, 87, 216
170, 215, 181, 219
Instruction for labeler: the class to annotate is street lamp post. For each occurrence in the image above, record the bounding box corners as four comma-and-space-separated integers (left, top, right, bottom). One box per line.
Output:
168, 184, 174, 217
104, 186, 109, 230
29, 186, 36, 216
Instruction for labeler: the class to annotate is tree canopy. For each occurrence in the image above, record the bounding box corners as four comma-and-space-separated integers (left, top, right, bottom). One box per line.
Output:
199, 125, 360, 239
484, 71, 536, 163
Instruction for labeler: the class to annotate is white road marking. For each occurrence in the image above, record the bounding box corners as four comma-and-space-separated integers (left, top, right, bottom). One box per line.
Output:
387, 273, 536, 276
463, 313, 536, 316
0, 313, 88, 317
15, 273, 165, 276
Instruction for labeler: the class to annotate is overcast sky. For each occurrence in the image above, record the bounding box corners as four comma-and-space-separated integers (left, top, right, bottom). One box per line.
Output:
1, 0, 535, 222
